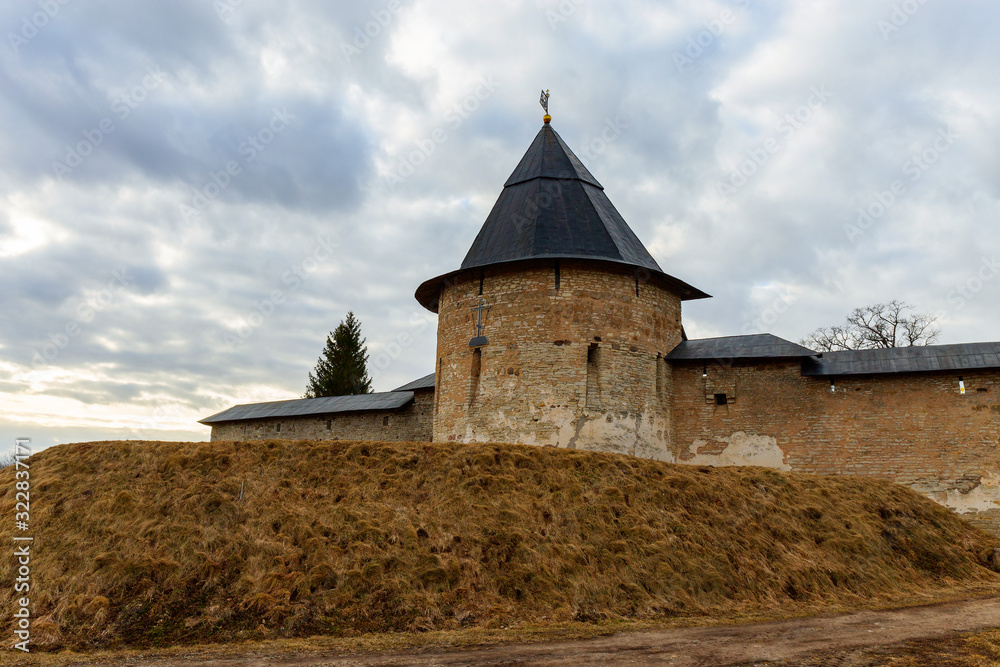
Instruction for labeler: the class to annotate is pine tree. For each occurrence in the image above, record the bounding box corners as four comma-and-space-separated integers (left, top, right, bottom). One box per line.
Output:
304, 311, 372, 398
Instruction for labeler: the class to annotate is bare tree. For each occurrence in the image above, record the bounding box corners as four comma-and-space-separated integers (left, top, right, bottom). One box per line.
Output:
0, 452, 17, 468
801, 300, 940, 352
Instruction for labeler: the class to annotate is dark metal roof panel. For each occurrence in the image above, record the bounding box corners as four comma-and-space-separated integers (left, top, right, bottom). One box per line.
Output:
462, 123, 662, 273
503, 124, 602, 188
801, 342, 1000, 376
666, 334, 817, 360
460, 179, 664, 272
199, 391, 414, 424
391, 373, 435, 392
582, 185, 665, 272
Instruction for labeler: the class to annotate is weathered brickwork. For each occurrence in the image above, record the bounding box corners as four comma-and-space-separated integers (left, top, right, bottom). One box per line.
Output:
671, 360, 1000, 533
209, 390, 433, 442
432, 259, 682, 458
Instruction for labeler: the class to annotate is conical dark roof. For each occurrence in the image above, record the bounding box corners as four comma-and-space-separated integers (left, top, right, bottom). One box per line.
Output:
416, 122, 709, 311
502, 124, 602, 188
460, 124, 662, 272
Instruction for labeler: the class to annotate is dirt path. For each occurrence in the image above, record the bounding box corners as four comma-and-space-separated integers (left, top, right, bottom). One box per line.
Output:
60, 596, 1000, 665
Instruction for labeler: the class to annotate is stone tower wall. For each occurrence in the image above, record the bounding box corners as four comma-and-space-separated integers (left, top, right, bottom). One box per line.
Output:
432, 259, 682, 458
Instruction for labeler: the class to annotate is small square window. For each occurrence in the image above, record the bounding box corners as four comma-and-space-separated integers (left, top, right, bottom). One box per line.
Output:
383, 415, 390, 426
714, 393, 728, 406
326, 420, 332, 430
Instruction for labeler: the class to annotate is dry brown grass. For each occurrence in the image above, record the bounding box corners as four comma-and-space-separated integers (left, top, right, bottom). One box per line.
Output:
1, 439, 998, 652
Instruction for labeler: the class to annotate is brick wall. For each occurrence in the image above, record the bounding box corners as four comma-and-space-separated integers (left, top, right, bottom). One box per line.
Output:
431, 259, 683, 458
671, 359, 1000, 534
209, 389, 433, 443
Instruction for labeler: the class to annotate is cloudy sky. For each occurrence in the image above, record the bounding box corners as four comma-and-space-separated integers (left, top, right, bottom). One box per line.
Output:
3, 0, 999, 451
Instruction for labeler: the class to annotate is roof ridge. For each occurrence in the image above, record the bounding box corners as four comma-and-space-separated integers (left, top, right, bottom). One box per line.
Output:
667, 334, 816, 360
198, 391, 415, 424
802, 341, 1000, 376
684, 333, 795, 342
821, 341, 1000, 357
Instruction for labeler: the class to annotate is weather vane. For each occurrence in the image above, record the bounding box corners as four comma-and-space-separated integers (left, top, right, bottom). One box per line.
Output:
540, 89, 551, 123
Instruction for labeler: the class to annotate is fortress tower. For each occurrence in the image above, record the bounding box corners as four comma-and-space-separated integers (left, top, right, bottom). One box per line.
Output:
415, 117, 709, 457
202, 110, 1000, 534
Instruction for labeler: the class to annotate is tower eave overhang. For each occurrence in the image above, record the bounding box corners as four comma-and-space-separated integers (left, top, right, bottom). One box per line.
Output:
415, 256, 711, 313
415, 122, 710, 312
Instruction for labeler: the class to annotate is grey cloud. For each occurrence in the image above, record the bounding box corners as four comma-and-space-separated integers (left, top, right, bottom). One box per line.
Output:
3, 0, 1000, 452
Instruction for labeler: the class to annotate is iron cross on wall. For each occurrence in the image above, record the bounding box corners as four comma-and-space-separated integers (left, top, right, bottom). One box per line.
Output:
469, 299, 490, 347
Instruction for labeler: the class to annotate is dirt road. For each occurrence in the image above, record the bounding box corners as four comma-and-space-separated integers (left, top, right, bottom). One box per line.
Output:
55, 596, 1000, 665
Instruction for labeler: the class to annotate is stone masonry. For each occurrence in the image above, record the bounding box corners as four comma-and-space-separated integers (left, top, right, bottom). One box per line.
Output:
671, 360, 1000, 534
209, 389, 433, 443
432, 259, 682, 458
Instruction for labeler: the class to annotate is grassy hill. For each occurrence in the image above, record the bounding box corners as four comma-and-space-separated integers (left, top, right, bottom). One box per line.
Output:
1, 439, 998, 651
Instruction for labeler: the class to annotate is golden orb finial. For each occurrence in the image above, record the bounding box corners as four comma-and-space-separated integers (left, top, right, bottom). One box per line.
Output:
543, 114, 551, 124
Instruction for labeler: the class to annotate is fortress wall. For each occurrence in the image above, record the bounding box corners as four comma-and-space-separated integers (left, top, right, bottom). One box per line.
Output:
671, 360, 1000, 534
209, 389, 434, 443
432, 259, 682, 459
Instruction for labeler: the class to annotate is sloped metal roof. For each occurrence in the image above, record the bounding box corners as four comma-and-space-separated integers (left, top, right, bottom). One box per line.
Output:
391, 373, 435, 392
461, 125, 664, 273
415, 122, 710, 311
801, 342, 1000, 376
503, 124, 602, 187
459, 179, 666, 272
667, 334, 817, 360
199, 391, 414, 424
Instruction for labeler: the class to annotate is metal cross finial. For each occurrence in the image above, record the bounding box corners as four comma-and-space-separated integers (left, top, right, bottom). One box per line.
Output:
539, 89, 550, 114
469, 299, 491, 347
472, 300, 490, 337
